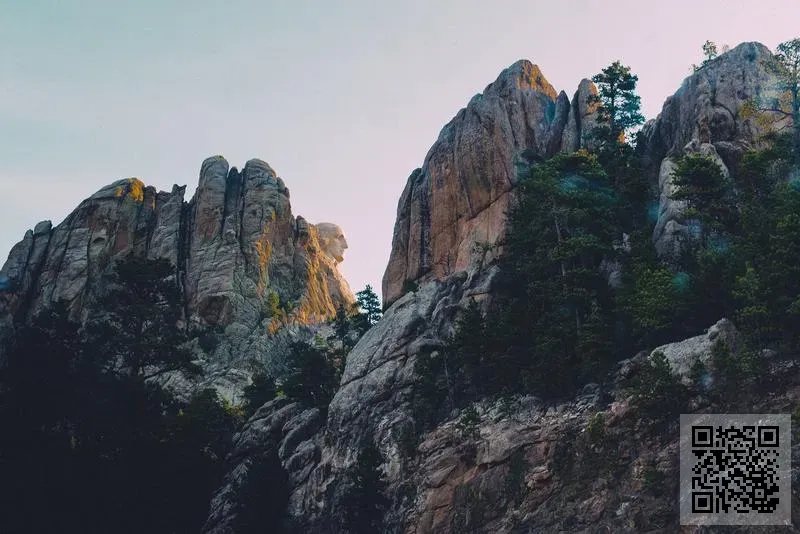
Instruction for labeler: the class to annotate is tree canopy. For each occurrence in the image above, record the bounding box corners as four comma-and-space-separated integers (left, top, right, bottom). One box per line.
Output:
87, 256, 197, 379
590, 61, 645, 143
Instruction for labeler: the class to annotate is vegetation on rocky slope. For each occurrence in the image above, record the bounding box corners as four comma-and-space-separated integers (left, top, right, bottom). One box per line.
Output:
2, 38, 800, 533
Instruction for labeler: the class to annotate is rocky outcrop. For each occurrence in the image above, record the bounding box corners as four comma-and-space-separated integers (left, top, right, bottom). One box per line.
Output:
203, 397, 323, 534
208, 316, 800, 533
616, 318, 740, 389
0, 157, 354, 395
203, 265, 499, 532
652, 141, 731, 259
639, 42, 792, 262
382, 61, 601, 307
183, 157, 353, 328
561, 78, 602, 153
402, 345, 800, 534
197, 43, 800, 533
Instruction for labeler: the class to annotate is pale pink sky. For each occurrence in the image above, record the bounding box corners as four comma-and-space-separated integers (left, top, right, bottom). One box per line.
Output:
1, 0, 798, 296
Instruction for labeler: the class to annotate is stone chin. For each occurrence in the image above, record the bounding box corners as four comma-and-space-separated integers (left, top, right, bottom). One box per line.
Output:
314, 222, 348, 264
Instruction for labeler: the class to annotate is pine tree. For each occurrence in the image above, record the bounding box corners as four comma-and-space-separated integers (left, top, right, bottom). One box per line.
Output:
242, 371, 277, 417
494, 150, 620, 398
621, 261, 689, 347
330, 304, 354, 348
741, 38, 800, 164
341, 443, 388, 534
590, 61, 645, 143
87, 256, 197, 379
282, 342, 339, 409
355, 285, 382, 329
627, 351, 687, 424
670, 153, 736, 244
669, 153, 739, 327
233, 451, 290, 533
771, 39, 800, 164
703, 40, 718, 62
447, 299, 487, 399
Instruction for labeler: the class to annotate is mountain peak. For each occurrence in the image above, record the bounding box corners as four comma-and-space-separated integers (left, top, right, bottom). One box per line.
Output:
488, 59, 558, 99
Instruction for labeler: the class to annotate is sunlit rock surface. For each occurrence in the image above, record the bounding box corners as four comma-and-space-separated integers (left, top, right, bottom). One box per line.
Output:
0, 157, 355, 398
382, 60, 601, 308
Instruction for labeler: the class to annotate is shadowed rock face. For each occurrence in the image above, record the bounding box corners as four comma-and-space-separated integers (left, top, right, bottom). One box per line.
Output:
382, 60, 601, 308
638, 42, 791, 262
0, 157, 355, 365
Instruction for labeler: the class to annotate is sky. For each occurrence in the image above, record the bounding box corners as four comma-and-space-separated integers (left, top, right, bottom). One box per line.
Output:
1, 0, 798, 298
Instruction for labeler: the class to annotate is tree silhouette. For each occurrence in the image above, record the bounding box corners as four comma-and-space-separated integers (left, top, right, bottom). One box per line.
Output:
87, 256, 197, 379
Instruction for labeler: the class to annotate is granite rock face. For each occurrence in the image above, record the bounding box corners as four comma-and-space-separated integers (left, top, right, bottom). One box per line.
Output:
204, 265, 500, 533
616, 318, 740, 389
382, 61, 600, 307
183, 157, 354, 328
0, 157, 354, 394
652, 141, 731, 259
638, 42, 791, 262
206, 317, 799, 533
203, 397, 324, 534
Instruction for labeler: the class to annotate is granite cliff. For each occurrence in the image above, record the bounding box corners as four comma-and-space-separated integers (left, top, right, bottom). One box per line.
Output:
639, 41, 790, 261
382, 60, 601, 308
2, 39, 796, 533
205, 42, 796, 533
0, 157, 354, 398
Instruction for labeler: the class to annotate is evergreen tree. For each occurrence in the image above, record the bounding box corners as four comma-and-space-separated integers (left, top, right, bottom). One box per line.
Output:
670, 154, 736, 245
590, 61, 645, 143
774, 38, 800, 163
0, 302, 240, 533
411, 348, 452, 429
167, 388, 242, 531
282, 341, 339, 409
242, 371, 277, 417
589, 62, 647, 234
703, 40, 719, 62
233, 450, 290, 534
620, 261, 688, 347
492, 150, 620, 398
766, 183, 800, 348
597, 140, 649, 234
741, 38, 800, 163
174, 388, 242, 463
326, 303, 359, 375
626, 351, 687, 425
330, 304, 354, 348
341, 443, 388, 534
446, 299, 487, 399
88, 256, 197, 379
355, 285, 382, 332
576, 300, 614, 381
669, 153, 739, 327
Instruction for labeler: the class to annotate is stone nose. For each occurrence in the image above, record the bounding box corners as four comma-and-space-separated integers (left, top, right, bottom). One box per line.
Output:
341, 237, 348, 250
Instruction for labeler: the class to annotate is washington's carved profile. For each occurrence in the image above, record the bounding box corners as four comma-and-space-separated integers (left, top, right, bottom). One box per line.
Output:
315, 223, 348, 263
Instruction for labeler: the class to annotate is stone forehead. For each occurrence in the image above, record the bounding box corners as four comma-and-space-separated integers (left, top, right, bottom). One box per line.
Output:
315, 223, 345, 237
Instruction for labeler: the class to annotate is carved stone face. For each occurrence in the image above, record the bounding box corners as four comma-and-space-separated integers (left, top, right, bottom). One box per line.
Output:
315, 222, 348, 263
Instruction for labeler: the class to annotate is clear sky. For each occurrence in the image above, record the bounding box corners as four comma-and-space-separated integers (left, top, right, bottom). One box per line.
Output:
1, 0, 798, 297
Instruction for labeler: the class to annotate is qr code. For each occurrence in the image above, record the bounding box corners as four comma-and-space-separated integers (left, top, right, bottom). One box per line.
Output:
680, 414, 791, 526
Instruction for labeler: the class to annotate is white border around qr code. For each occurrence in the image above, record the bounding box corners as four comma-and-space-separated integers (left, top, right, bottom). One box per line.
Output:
680, 413, 791, 526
